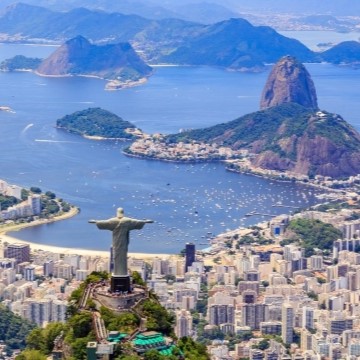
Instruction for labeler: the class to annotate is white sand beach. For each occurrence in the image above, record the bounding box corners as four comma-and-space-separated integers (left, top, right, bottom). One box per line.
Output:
0, 232, 170, 259
0, 207, 171, 260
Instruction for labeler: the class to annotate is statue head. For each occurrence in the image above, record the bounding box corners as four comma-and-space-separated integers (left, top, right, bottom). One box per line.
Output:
117, 207, 124, 218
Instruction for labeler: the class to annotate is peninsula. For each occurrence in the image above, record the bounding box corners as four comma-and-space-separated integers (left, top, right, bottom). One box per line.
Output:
125, 56, 360, 181
0, 180, 79, 236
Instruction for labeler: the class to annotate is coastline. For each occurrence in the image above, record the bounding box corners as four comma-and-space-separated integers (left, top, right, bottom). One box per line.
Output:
0, 206, 170, 260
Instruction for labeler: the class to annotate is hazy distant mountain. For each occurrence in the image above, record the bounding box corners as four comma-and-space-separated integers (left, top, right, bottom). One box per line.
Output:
37, 36, 152, 82
320, 41, 360, 65
3, 0, 360, 15
1, 3, 359, 71
211, 0, 360, 16
161, 18, 315, 69
0, 0, 237, 24
172, 2, 239, 24
0, 3, 201, 58
0, 3, 152, 42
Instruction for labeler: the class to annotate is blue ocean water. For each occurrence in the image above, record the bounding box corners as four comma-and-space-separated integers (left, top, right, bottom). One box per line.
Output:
0, 43, 358, 253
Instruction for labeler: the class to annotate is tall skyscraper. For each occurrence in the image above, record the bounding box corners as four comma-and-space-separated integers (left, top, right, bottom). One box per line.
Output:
185, 243, 195, 273
282, 303, 294, 344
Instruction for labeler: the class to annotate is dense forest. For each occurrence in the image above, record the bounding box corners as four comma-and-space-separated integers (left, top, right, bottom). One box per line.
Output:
56, 107, 137, 139
0, 305, 36, 354
282, 218, 343, 256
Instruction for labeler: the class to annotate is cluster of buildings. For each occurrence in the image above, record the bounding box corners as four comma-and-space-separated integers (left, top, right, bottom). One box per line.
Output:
3, 199, 360, 359
0, 180, 41, 220
0, 241, 109, 327
147, 209, 360, 360
126, 135, 246, 162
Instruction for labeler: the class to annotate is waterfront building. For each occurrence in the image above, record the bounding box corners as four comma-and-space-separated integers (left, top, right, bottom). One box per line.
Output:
6, 185, 22, 199
0, 258, 16, 269
28, 194, 41, 215
5, 243, 30, 264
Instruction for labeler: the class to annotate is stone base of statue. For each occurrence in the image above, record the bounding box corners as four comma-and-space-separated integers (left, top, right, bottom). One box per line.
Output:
111, 275, 131, 293
94, 281, 146, 312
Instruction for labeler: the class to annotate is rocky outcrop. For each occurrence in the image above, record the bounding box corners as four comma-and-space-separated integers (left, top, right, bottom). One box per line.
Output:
37, 35, 152, 81
260, 55, 318, 110
165, 101, 360, 178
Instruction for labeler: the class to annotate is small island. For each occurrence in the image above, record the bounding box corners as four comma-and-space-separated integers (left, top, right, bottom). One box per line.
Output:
56, 107, 141, 140
0, 55, 42, 71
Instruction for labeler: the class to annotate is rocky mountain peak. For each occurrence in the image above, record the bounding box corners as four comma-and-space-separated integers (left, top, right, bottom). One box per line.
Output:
260, 55, 318, 110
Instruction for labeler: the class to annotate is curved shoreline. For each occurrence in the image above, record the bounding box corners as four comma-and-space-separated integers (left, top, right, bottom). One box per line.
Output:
0, 207, 170, 259
0, 206, 80, 234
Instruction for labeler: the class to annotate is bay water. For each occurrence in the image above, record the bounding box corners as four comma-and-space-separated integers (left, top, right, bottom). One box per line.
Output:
0, 42, 359, 254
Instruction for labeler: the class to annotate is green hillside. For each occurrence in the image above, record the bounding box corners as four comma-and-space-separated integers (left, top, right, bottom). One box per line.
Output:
56, 107, 137, 139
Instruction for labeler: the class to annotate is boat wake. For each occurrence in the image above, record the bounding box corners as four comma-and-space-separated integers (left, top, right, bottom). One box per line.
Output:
35, 139, 79, 143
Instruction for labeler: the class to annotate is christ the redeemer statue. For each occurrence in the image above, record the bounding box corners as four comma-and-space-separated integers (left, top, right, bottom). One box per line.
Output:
89, 208, 153, 276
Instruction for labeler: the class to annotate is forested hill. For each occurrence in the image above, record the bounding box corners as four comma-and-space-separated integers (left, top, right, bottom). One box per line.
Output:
56, 107, 138, 139
165, 103, 360, 178
0, 304, 35, 354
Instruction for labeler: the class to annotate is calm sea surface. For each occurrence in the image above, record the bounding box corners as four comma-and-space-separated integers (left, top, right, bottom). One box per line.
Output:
0, 41, 359, 254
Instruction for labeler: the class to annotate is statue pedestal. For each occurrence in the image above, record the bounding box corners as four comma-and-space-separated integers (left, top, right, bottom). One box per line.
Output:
110, 275, 131, 293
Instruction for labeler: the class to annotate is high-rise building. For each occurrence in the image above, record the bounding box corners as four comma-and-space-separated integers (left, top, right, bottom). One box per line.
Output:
28, 194, 41, 215
302, 307, 314, 329
282, 303, 294, 344
5, 243, 30, 264
23, 298, 52, 326
23, 298, 68, 326
185, 243, 195, 273
44, 260, 54, 277
242, 303, 269, 330
209, 304, 235, 326
53, 261, 72, 280
24, 265, 35, 281
175, 309, 193, 338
